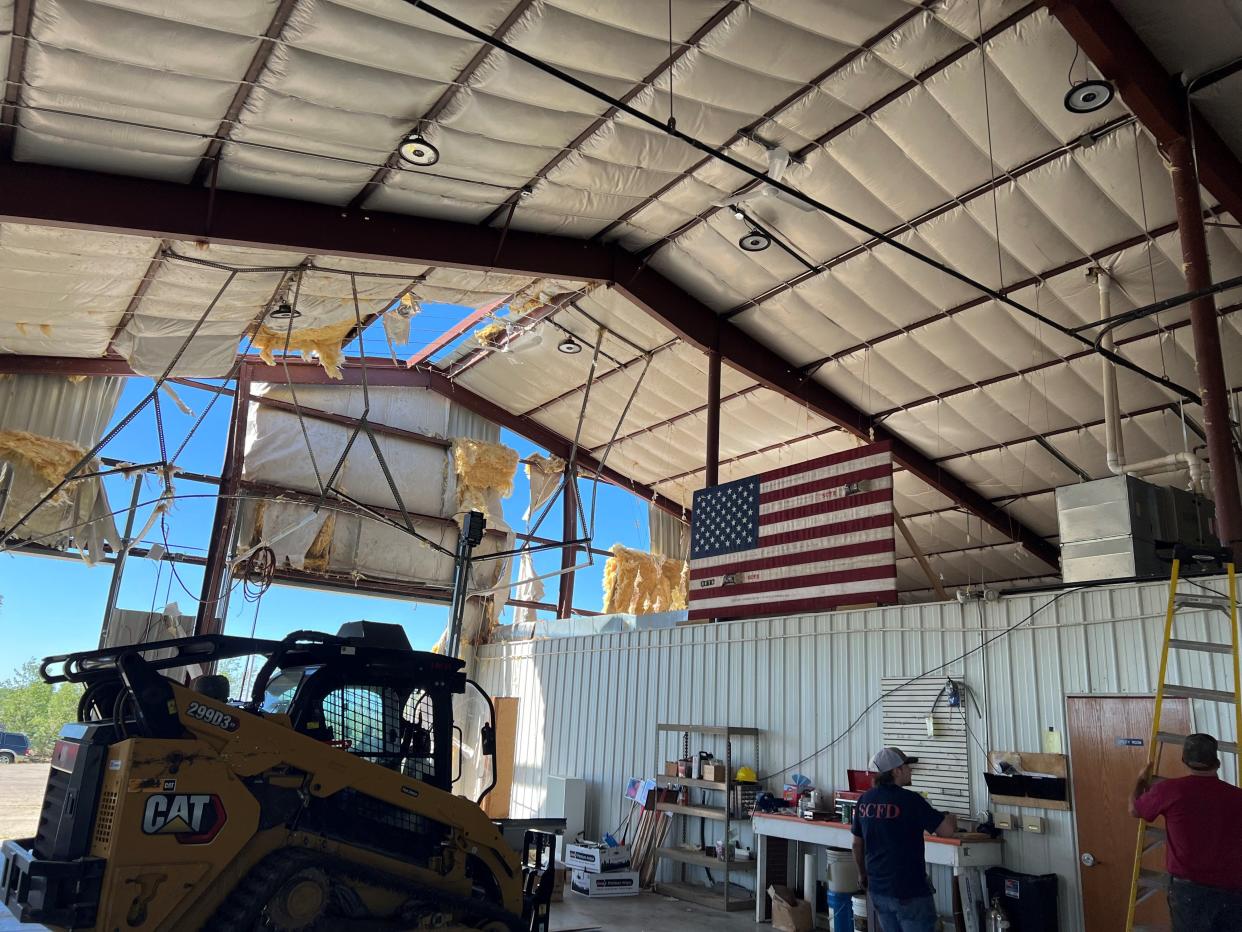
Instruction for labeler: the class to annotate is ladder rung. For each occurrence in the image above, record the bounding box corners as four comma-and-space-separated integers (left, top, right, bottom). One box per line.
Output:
1143, 824, 1166, 854
1168, 638, 1235, 655
1157, 732, 1239, 754
1162, 684, 1238, 704
1174, 593, 1232, 613
1137, 868, 1169, 891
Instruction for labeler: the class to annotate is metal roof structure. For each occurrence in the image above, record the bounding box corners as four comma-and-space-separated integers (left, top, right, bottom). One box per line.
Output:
1, 0, 1240, 600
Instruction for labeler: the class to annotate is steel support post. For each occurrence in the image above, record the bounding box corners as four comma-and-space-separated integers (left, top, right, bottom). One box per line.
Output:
99, 474, 144, 647
705, 349, 721, 488
195, 366, 251, 634
556, 465, 578, 619
1167, 136, 1242, 560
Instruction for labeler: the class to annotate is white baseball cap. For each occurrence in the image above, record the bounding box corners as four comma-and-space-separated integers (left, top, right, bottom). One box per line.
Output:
870, 747, 919, 773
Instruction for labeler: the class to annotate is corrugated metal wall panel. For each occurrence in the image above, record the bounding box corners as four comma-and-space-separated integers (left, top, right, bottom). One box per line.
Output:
477, 577, 1238, 931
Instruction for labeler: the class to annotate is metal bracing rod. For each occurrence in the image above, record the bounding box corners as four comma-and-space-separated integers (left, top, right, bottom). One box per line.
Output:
99, 474, 144, 648
588, 351, 653, 540
406, 0, 1201, 405
0, 270, 238, 547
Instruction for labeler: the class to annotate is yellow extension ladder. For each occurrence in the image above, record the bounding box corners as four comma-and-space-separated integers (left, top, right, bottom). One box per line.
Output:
1125, 550, 1241, 932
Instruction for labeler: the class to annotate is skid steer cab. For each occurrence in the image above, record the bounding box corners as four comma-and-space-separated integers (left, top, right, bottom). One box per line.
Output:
0, 622, 554, 932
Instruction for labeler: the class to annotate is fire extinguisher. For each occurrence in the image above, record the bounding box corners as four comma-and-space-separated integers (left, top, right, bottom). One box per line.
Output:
987, 897, 1012, 932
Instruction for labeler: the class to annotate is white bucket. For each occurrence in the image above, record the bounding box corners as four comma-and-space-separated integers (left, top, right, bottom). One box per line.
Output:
825, 847, 861, 894
851, 893, 868, 930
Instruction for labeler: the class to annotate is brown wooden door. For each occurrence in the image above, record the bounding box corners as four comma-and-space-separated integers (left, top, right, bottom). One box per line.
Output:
1066, 696, 1192, 932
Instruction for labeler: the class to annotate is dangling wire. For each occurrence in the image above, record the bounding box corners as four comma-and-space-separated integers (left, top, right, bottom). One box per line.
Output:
977, 0, 1005, 292
666, 0, 676, 130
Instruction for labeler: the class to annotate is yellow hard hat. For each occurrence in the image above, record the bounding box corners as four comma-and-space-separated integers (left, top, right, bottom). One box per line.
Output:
735, 766, 757, 783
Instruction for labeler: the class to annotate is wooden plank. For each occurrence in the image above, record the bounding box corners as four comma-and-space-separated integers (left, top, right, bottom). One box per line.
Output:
481, 696, 518, 819
656, 802, 727, 821
658, 847, 756, 871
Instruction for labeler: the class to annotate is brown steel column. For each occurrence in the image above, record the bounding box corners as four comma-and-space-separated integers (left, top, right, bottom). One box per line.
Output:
1167, 136, 1242, 560
556, 465, 577, 619
705, 349, 721, 487
195, 365, 251, 634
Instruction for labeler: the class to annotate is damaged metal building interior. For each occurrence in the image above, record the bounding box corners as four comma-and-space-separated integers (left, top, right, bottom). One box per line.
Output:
0, 0, 1240, 930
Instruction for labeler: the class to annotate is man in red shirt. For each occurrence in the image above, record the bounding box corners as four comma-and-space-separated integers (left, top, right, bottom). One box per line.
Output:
1129, 733, 1242, 931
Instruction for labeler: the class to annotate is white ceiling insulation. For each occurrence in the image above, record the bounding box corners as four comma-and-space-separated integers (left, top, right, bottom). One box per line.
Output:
2, 0, 1241, 596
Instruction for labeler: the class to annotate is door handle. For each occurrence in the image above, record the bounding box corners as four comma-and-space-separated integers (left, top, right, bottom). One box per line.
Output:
1081, 852, 1097, 867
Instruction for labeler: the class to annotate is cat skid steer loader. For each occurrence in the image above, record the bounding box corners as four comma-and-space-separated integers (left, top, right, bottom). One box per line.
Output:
0, 622, 554, 931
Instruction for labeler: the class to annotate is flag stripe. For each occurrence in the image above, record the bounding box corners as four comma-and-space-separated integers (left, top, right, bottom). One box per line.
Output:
688, 589, 897, 621
689, 535, 894, 580
759, 506, 893, 547
758, 440, 893, 485
688, 568, 897, 612
689, 517, 893, 572
760, 452, 892, 498
761, 487, 892, 530
689, 548, 894, 590
760, 462, 893, 509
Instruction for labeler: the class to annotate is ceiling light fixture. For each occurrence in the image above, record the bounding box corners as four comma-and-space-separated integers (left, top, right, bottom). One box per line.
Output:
1063, 79, 1114, 114
398, 130, 440, 167
269, 303, 301, 320
519, 186, 534, 199
739, 230, 771, 252
557, 336, 583, 355
730, 205, 746, 221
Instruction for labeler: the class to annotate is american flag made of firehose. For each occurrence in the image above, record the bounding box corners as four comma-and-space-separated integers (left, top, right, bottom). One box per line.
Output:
687, 441, 896, 622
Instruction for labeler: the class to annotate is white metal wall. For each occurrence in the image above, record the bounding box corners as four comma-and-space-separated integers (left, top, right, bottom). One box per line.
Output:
475, 577, 1238, 931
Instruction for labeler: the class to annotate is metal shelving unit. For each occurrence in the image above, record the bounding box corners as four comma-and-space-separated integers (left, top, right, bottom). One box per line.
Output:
653, 723, 761, 913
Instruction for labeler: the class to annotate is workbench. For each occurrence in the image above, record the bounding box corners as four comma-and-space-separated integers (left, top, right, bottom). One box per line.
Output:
751, 813, 1004, 929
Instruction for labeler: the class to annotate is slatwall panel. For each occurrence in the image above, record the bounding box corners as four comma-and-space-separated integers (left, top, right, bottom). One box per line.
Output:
881, 677, 972, 817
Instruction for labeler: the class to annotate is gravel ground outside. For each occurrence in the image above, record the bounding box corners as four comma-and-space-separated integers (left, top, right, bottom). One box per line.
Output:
0, 763, 48, 840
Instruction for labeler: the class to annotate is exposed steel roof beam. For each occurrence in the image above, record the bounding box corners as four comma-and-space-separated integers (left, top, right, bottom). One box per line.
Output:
1046, 0, 1242, 222
349, 0, 540, 211
191, 0, 301, 187
478, 0, 745, 229
0, 158, 1053, 566
0, 0, 34, 158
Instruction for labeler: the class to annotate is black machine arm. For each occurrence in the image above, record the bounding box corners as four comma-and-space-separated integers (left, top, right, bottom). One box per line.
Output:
40, 634, 285, 685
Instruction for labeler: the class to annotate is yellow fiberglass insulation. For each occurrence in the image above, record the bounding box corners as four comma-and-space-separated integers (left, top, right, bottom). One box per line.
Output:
474, 322, 508, 347
452, 438, 519, 517
252, 318, 356, 379
602, 544, 688, 615
303, 512, 337, 574
0, 430, 91, 504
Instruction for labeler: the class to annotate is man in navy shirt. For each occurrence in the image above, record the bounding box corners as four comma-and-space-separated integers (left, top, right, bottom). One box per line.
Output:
852, 747, 956, 931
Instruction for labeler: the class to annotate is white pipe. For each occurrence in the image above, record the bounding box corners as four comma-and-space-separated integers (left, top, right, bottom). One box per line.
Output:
1097, 270, 1207, 491
1098, 270, 1126, 472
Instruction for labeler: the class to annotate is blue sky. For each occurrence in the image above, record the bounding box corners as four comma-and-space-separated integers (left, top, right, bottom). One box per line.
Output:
1, 302, 651, 673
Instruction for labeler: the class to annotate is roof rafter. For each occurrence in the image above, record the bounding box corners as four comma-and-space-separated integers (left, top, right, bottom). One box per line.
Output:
1047, 0, 1242, 223
0, 0, 33, 158
0, 157, 1056, 567
621, 2, 1042, 260
348, 0, 539, 211
478, 0, 745, 228
592, 0, 939, 243
191, 0, 300, 187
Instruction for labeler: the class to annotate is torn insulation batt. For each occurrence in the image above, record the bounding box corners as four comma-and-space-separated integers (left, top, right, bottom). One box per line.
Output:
602, 544, 688, 615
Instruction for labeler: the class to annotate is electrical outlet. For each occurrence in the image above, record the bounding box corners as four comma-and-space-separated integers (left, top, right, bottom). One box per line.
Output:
1022, 816, 1045, 834
994, 813, 1016, 830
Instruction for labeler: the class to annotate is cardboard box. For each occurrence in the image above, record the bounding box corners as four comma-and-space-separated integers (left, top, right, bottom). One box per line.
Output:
571, 869, 640, 897
702, 762, 727, 782
768, 885, 813, 932
564, 842, 630, 873
664, 760, 680, 777
550, 863, 567, 902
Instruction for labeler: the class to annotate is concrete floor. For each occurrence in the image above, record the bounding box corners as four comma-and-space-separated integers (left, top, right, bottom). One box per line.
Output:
2, 891, 762, 931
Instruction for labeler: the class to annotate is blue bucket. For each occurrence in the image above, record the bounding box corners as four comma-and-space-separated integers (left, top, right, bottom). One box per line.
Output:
827, 891, 853, 930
